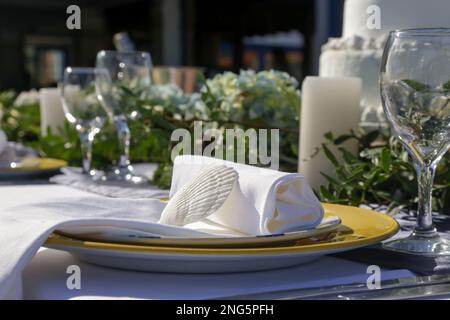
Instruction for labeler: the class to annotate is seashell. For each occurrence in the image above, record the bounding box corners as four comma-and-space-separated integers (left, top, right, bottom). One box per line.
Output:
158, 164, 238, 226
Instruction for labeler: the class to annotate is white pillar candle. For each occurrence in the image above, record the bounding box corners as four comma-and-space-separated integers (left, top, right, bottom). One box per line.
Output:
299, 76, 361, 191
39, 88, 66, 137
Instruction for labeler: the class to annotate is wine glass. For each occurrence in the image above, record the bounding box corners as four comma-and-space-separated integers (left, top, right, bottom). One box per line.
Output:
380, 28, 450, 256
95, 50, 152, 183
61, 67, 108, 177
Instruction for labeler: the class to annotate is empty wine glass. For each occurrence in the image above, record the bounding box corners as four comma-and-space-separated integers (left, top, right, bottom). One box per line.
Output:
380, 28, 450, 255
61, 67, 108, 177
95, 50, 152, 183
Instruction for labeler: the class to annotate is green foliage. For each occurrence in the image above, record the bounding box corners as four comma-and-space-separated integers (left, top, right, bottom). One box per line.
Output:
0, 70, 301, 187
0, 91, 41, 143
317, 130, 450, 214
2, 73, 448, 215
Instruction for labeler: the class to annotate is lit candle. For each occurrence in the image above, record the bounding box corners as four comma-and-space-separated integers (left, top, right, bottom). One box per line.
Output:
39, 88, 66, 137
299, 76, 361, 191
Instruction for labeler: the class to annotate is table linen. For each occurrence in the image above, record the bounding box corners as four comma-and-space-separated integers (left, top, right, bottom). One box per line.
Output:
22, 248, 414, 300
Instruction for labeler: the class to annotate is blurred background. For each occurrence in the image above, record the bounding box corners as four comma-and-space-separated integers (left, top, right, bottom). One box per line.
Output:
0, 0, 344, 91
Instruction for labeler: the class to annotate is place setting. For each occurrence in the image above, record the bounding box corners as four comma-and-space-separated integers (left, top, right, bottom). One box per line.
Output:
0, 154, 401, 299
43, 156, 399, 274
0, 0, 449, 302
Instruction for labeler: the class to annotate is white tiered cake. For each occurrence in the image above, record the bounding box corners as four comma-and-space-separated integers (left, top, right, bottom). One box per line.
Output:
319, 0, 450, 129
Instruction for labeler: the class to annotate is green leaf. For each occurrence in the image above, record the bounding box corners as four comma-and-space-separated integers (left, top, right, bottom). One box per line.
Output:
319, 186, 336, 201
324, 131, 334, 141
346, 166, 366, 182
119, 85, 137, 97
322, 144, 338, 167
360, 130, 380, 147
334, 134, 354, 145
320, 172, 339, 185
338, 147, 356, 163
381, 147, 392, 172
402, 79, 430, 92
442, 80, 450, 91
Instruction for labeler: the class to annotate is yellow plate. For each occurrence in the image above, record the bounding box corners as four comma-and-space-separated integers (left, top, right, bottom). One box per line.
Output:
44, 204, 399, 273
45, 204, 399, 255
0, 158, 67, 177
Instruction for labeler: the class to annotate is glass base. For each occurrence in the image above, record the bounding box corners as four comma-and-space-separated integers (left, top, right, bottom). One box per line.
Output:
86, 169, 102, 179
383, 231, 450, 256
100, 165, 148, 184
69, 167, 103, 181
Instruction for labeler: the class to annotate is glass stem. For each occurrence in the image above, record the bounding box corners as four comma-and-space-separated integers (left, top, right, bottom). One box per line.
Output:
413, 163, 437, 237
114, 117, 131, 169
79, 132, 94, 175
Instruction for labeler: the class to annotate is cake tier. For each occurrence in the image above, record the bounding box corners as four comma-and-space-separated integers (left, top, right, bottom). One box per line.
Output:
344, 0, 450, 39
319, 48, 385, 126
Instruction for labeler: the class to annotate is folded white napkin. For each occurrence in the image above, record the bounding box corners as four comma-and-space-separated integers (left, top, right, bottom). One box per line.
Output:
0, 187, 209, 299
170, 155, 324, 236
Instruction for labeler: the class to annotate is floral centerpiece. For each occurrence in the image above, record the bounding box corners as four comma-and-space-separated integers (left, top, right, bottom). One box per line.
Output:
0, 70, 448, 214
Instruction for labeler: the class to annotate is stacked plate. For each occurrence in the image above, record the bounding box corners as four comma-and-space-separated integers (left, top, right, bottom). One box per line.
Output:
45, 204, 399, 273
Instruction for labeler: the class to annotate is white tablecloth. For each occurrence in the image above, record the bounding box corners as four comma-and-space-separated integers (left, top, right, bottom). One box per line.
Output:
23, 248, 414, 300
1, 184, 415, 300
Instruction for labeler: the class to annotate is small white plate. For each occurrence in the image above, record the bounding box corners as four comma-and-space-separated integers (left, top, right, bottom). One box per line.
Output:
57, 216, 341, 248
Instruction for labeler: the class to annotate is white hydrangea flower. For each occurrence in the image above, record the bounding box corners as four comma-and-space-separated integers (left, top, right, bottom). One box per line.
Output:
202, 69, 300, 126
14, 89, 40, 107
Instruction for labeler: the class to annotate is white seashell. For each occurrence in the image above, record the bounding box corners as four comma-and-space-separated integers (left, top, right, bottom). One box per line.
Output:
158, 164, 238, 226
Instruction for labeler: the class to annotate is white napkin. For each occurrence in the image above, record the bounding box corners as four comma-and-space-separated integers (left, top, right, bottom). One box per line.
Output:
0, 187, 212, 299
170, 155, 324, 236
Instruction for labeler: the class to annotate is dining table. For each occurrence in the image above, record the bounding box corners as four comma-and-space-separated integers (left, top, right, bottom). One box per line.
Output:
1, 170, 450, 300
